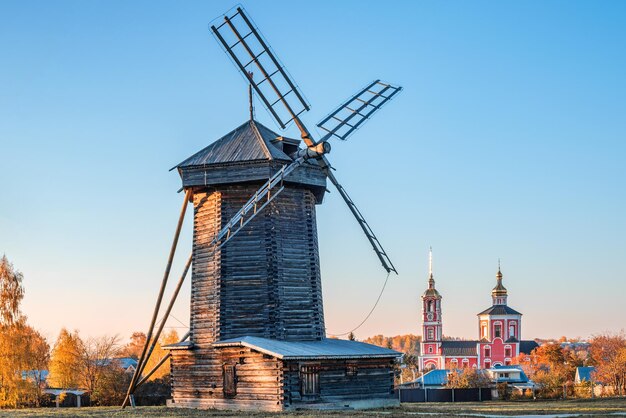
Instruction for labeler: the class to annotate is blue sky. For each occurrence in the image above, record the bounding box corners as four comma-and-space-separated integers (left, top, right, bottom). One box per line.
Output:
1, 0, 625, 343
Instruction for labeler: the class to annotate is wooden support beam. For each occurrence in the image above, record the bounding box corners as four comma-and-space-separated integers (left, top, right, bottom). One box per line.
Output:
122, 189, 191, 408
135, 253, 192, 380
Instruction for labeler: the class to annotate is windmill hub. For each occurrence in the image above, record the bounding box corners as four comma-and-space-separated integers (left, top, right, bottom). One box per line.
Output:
298, 141, 331, 160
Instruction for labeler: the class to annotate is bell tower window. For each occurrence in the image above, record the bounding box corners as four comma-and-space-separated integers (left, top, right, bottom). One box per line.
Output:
494, 324, 502, 338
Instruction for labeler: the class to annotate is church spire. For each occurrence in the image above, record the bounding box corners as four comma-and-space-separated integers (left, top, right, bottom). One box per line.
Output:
492, 259, 508, 305
428, 246, 434, 288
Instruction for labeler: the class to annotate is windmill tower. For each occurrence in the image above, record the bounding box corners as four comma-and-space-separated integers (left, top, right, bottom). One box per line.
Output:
123, 6, 403, 411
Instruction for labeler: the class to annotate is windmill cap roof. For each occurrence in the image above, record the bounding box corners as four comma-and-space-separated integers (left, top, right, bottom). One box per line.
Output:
175, 120, 296, 168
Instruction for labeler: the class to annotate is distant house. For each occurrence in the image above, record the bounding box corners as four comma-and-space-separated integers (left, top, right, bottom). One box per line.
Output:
575, 366, 597, 384
401, 365, 533, 391
114, 357, 138, 374
95, 357, 138, 374
485, 365, 531, 385
21, 370, 49, 383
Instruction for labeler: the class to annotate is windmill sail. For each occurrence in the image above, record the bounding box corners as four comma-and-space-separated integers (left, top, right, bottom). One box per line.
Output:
211, 7, 310, 129
317, 80, 402, 142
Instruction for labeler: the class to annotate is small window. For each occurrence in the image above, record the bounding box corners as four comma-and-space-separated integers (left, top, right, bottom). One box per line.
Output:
484, 360, 491, 369
223, 364, 237, 398
505, 359, 511, 366
505, 347, 511, 357
494, 324, 502, 338
428, 346, 433, 354
485, 347, 491, 357
428, 328, 434, 340
300, 365, 320, 397
346, 364, 358, 377
503, 373, 509, 378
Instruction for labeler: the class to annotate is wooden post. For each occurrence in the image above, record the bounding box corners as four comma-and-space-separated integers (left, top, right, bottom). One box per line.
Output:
134, 253, 192, 381
122, 189, 191, 408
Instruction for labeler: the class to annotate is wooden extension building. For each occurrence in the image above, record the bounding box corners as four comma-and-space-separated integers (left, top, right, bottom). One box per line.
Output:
164, 120, 400, 411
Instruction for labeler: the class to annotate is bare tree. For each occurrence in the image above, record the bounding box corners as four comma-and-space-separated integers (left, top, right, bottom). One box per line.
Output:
77, 335, 121, 404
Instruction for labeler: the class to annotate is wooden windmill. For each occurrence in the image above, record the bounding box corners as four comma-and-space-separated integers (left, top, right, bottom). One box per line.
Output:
123, 6, 403, 411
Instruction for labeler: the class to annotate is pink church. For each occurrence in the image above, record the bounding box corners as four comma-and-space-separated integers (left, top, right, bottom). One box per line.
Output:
418, 255, 538, 371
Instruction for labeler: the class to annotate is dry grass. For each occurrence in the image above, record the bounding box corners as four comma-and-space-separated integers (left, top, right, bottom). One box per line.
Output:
1, 397, 625, 417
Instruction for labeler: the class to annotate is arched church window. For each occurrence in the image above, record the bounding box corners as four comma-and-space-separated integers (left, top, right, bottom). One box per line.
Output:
428, 328, 434, 340
494, 324, 502, 338
484, 347, 491, 357
509, 323, 516, 338
428, 301, 434, 312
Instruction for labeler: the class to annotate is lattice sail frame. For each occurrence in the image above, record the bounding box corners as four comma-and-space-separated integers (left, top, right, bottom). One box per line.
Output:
211, 7, 310, 129
317, 80, 403, 142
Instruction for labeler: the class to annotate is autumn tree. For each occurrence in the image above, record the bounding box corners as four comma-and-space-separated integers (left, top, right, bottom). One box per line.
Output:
446, 367, 491, 388
48, 328, 83, 389
143, 329, 179, 380
0, 255, 25, 327
0, 256, 50, 407
121, 332, 147, 359
589, 332, 626, 395
522, 343, 579, 398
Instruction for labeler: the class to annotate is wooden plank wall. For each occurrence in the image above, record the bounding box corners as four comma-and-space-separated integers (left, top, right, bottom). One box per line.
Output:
181, 161, 327, 202
283, 358, 396, 406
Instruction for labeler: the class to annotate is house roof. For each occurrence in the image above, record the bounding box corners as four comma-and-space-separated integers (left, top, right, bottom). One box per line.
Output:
115, 357, 138, 370
441, 340, 478, 357
477, 305, 522, 316
176, 120, 294, 168
519, 340, 540, 354
416, 369, 450, 386
212, 336, 401, 360
576, 366, 597, 382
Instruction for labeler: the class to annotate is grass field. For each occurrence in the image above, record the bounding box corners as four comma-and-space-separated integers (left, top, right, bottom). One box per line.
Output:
1, 397, 625, 417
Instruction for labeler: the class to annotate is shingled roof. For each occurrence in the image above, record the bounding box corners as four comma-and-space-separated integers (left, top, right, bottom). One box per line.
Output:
176, 120, 293, 168
440, 340, 478, 357
477, 305, 522, 316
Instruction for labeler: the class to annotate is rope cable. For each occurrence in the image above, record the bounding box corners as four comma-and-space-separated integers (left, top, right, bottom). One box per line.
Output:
327, 271, 391, 337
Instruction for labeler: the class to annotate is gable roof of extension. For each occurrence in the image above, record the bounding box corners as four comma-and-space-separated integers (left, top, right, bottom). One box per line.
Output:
212, 336, 401, 360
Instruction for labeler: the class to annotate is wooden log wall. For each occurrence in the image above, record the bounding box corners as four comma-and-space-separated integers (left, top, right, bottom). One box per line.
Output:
170, 346, 284, 411
190, 184, 325, 346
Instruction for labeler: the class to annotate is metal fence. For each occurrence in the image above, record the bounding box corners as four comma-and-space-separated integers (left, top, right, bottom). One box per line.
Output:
396, 387, 492, 403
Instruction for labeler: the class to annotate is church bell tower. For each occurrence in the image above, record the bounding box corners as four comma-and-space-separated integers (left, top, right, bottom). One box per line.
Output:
420, 248, 443, 369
